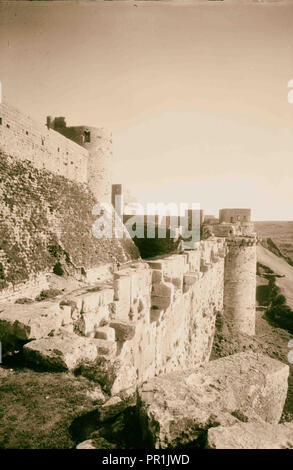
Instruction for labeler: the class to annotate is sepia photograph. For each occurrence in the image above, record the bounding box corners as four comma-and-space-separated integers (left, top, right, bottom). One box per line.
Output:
0, 0, 293, 455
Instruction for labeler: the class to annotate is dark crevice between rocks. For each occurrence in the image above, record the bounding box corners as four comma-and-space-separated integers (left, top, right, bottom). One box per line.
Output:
168, 429, 209, 449
69, 408, 100, 443
2, 347, 68, 373
70, 406, 148, 449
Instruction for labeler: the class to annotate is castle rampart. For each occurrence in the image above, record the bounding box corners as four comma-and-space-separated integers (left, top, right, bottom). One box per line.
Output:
50, 121, 112, 203
0, 239, 226, 389
0, 102, 112, 203
0, 102, 88, 184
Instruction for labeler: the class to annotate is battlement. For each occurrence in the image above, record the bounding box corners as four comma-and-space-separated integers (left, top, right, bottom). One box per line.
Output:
226, 236, 258, 247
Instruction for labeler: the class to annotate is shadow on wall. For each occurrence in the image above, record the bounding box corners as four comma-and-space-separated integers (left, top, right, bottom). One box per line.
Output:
129, 223, 182, 259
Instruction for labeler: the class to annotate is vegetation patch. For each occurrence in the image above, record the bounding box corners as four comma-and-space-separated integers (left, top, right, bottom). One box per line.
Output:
0, 366, 98, 449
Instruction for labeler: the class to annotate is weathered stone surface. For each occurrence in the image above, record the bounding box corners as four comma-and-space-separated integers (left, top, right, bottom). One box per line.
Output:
151, 295, 172, 312
86, 386, 106, 404
93, 338, 117, 357
77, 438, 116, 449
113, 274, 131, 321
110, 320, 136, 342
78, 358, 137, 395
152, 280, 174, 298
76, 306, 109, 336
207, 422, 293, 449
23, 333, 99, 370
76, 440, 97, 449
0, 302, 62, 343
111, 364, 137, 396
137, 352, 289, 448
95, 326, 115, 342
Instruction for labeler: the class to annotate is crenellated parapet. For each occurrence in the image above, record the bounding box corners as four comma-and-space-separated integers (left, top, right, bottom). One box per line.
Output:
226, 235, 258, 247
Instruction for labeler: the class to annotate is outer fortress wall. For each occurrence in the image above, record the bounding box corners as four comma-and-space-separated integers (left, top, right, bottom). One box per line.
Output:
223, 237, 257, 335
2, 238, 226, 389
0, 102, 88, 184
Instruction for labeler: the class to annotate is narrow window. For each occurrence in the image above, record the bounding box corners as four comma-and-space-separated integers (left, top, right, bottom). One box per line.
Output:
26, 131, 28, 135
0, 118, 2, 125
41, 138, 45, 145
84, 130, 91, 143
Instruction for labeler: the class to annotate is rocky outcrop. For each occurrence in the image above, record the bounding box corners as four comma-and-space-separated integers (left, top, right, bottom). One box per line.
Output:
137, 352, 289, 448
207, 421, 293, 449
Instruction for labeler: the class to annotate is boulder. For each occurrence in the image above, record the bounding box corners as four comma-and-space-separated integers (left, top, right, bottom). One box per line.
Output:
23, 333, 99, 370
86, 386, 106, 404
137, 352, 289, 448
78, 358, 137, 395
77, 437, 116, 449
208, 421, 293, 449
76, 440, 97, 449
0, 302, 62, 344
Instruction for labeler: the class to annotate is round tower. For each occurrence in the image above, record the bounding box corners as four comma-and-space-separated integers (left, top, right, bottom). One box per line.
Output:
79, 126, 112, 203
223, 237, 257, 335
49, 120, 112, 203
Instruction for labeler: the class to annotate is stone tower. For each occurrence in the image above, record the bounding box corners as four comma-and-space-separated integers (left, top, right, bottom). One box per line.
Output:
47, 118, 112, 203
223, 236, 257, 336
79, 126, 112, 204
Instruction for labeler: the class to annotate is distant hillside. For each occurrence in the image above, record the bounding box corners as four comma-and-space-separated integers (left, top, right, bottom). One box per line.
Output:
257, 245, 293, 310
0, 153, 139, 291
255, 221, 293, 263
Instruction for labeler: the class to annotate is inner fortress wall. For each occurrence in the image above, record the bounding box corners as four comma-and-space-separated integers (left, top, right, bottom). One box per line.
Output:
0, 102, 89, 184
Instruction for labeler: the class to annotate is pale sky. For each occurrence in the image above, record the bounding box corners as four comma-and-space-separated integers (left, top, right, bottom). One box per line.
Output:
1, 1, 293, 220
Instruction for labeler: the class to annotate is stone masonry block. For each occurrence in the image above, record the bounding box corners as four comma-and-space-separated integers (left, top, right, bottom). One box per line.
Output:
152, 281, 174, 298
23, 334, 99, 371
0, 302, 62, 342
110, 320, 136, 342
93, 338, 117, 357
95, 326, 116, 342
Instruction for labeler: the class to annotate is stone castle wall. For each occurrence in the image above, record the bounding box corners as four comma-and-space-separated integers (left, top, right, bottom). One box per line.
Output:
0, 102, 89, 184
219, 208, 251, 224
0, 102, 113, 203
0, 239, 226, 393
